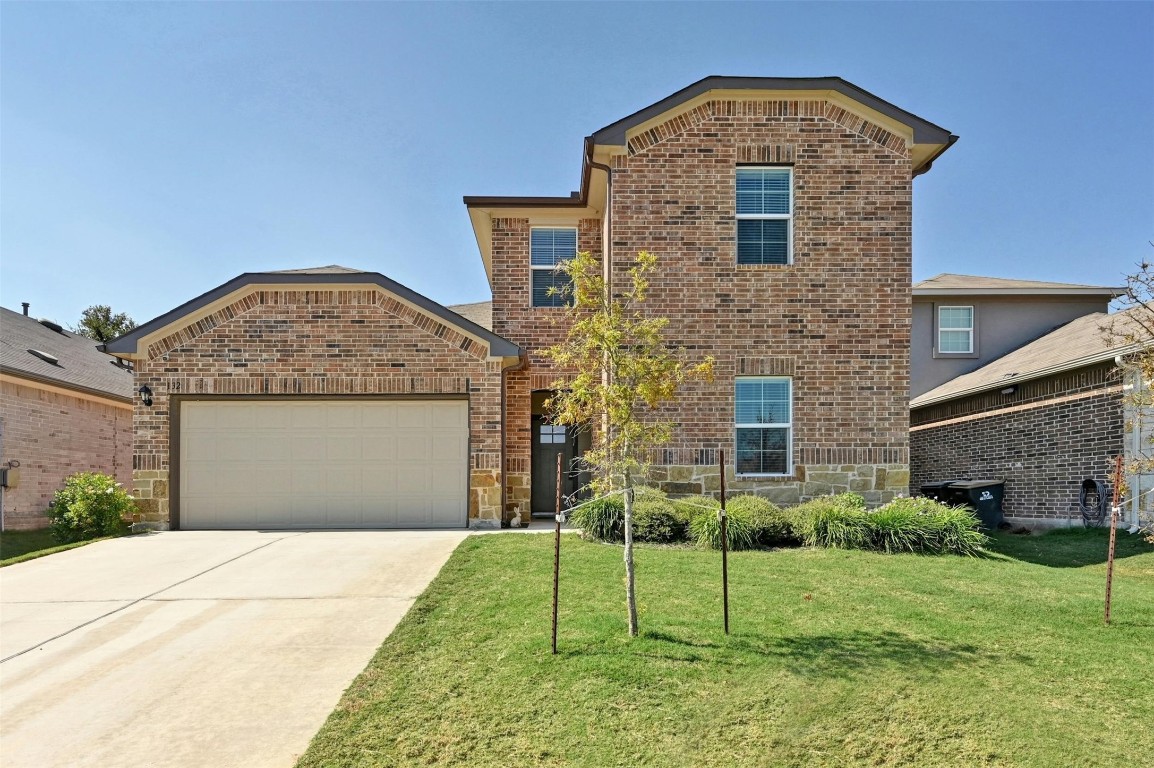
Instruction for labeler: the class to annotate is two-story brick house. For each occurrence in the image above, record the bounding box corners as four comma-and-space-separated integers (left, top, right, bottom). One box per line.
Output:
467, 76, 956, 522
104, 77, 955, 530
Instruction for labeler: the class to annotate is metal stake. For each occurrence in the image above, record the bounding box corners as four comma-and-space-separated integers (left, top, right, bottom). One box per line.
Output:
719, 448, 730, 635
552, 452, 563, 654
1105, 454, 1123, 626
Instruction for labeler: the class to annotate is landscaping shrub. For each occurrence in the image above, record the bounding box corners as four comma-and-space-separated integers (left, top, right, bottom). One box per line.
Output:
794, 496, 871, 549
727, 495, 797, 546
689, 505, 758, 551
46, 472, 134, 544
867, 500, 930, 554
569, 494, 625, 542
632, 498, 688, 543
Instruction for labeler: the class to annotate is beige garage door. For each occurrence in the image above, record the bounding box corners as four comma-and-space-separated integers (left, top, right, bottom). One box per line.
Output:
179, 400, 468, 529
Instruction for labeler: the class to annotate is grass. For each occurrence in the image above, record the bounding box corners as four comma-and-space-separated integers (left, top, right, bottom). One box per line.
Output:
297, 528, 1154, 768
0, 528, 120, 567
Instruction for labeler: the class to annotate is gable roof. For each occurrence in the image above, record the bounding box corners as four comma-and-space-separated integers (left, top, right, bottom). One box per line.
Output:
447, 301, 492, 331
104, 267, 520, 360
913, 273, 1123, 297
0, 307, 133, 401
911, 308, 1148, 408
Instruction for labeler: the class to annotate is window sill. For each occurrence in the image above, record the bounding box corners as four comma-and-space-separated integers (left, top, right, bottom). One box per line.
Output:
735, 473, 793, 479
932, 351, 979, 359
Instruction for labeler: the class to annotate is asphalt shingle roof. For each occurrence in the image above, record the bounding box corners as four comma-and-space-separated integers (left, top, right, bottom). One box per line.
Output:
913, 273, 1122, 294
0, 307, 133, 400
446, 301, 492, 331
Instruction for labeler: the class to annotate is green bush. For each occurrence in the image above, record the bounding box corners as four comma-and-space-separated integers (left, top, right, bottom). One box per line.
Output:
865, 497, 987, 556
569, 494, 625, 542
689, 505, 758, 551
794, 496, 871, 549
632, 498, 688, 543
726, 495, 797, 546
46, 472, 134, 544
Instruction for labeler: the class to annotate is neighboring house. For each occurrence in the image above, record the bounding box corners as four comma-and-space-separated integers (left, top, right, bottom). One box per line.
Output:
910, 308, 1149, 527
467, 76, 955, 521
911, 274, 1121, 397
103, 76, 956, 530
0, 305, 133, 529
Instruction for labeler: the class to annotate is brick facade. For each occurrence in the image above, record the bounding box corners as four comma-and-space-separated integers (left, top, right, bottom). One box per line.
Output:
131, 288, 505, 528
491, 98, 914, 507
910, 363, 1124, 523
0, 377, 132, 529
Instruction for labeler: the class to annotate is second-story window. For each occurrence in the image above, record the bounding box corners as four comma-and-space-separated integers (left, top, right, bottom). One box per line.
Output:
736, 167, 793, 265
938, 306, 974, 353
530, 227, 577, 307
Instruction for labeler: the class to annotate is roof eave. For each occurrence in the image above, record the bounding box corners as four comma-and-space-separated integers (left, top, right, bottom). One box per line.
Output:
0, 366, 133, 404
913, 287, 1126, 297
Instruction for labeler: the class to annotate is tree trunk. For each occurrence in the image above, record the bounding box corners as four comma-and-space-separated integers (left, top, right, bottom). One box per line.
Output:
623, 471, 638, 637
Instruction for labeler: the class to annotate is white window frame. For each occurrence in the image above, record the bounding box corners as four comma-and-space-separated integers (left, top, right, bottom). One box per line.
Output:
937, 305, 975, 354
734, 376, 793, 477
530, 226, 578, 308
736, 166, 794, 266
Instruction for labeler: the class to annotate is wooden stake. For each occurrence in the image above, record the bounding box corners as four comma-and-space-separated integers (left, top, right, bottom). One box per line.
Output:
552, 452, 562, 654
719, 448, 730, 635
1105, 454, 1123, 625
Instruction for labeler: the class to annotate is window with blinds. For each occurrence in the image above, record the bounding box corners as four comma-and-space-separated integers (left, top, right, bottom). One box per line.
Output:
735, 377, 792, 475
530, 227, 577, 307
736, 167, 793, 265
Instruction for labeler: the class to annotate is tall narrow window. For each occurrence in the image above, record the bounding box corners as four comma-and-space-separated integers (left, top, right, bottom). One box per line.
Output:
530, 227, 577, 307
735, 377, 792, 475
736, 167, 793, 265
938, 306, 974, 353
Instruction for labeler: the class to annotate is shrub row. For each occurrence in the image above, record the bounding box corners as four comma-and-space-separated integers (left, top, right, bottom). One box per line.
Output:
569, 488, 987, 556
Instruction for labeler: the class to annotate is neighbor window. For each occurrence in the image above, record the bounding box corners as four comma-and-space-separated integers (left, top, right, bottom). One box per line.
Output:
735, 377, 792, 475
736, 167, 793, 265
938, 306, 974, 353
530, 227, 577, 307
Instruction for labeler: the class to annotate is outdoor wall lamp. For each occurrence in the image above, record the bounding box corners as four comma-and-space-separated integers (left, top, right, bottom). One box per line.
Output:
139, 385, 153, 407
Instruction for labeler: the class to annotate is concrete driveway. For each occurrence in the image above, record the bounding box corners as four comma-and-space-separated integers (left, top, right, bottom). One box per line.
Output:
0, 529, 469, 768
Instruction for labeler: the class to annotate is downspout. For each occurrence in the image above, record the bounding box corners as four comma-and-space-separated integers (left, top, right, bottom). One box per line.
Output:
588, 156, 614, 478
501, 351, 529, 527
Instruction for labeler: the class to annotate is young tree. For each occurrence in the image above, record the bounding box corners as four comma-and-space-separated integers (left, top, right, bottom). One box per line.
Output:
72, 305, 137, 343
546, 250, 713, 635
1104, 254, 1154, 542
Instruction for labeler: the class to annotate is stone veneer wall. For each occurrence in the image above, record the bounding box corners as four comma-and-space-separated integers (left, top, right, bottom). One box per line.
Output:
910, 363, 1123, 523
132, 288, 505, 529
647, 463, 910, 505
488, 98, 914, 511
0, 378, 132, 529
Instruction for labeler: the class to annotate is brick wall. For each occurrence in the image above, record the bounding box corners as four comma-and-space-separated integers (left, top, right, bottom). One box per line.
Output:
910, 363, 1124, 522
1, 378, 132, 529
491, 98, 914, 505
132, 288, 505, 528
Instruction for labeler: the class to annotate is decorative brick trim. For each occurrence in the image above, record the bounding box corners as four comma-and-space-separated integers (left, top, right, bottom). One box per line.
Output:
628, 102, 714, 155
148, 289, 489, 361
823, 103, 908, 155
506, 456, 529, 474
911, 384, 1124, 432
472, 452, 501, 470
641, 445, 907, 467
162, 376, 468, 396
736, 144, 796, 164
736, 356, 796, 376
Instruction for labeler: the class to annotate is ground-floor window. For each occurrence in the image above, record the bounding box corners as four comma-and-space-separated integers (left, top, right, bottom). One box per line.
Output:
735, 376, 792, 475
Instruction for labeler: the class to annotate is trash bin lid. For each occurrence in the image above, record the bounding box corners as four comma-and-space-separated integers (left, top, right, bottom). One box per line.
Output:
948, 479, 1004, 489
921, 480, 966, 488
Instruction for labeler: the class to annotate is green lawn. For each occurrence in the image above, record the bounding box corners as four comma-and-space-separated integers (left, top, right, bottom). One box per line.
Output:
298, 529, 1154, 768
0, 528, 118, 566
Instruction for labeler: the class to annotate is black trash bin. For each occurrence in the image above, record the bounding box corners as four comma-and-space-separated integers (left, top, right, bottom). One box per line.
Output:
919, 480, 967, 502
947, 480, 1005, 529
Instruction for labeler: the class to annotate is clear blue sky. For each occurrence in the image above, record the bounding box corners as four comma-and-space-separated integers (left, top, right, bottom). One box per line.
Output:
2, 1, 1151, 327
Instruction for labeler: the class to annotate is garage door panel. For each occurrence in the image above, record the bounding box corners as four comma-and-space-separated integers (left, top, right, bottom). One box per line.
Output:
326, 435, 362, 462
180, 400, 466, 530
326, 405, 360, 429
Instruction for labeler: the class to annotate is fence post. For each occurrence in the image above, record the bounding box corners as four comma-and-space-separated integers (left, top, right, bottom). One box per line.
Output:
552, 452, 563, 654
719, 448, 730, 635
1105, 454, 1123, 626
